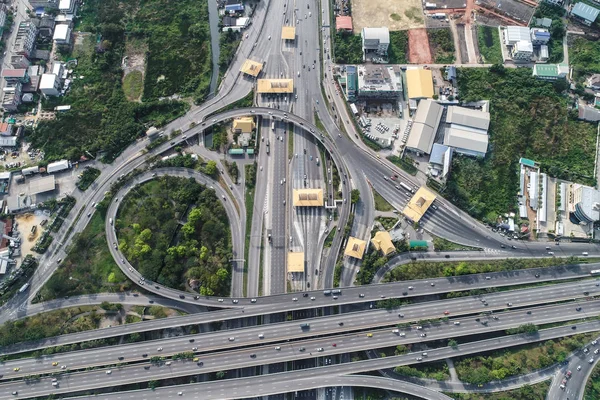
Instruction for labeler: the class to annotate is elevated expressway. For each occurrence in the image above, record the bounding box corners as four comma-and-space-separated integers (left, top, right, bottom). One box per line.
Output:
2, 263, 598, 355
4, 320, 600, 399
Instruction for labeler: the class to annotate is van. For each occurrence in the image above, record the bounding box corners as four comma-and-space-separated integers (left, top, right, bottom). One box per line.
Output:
332, 289, 341, 295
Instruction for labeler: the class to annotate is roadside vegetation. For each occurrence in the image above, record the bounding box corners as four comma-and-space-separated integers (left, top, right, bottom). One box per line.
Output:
333, 31, 363, 64
382, 257, 583, 282
427, 28, 455, 64
116, 176, 232, 295
37, 213, 131, 300
448, 67, 596, 222
585, 360, 600, 399
373, 189, 393, 211
454, 333, 595, 384
449, 381, 550, 400
387, 155, 417, 175
375, 216, 398, 230
477, 26, 503, 64
432, 237, 480, 251
76, 167, 101, 191
388, 31, 408, 64
393, 361, 450, 381
219, 29, 241, 75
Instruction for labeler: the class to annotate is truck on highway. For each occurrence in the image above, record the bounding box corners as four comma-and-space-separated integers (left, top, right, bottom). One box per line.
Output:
266, 139, 270, 155
399, 182, 414, 193
18, 283, 29, 293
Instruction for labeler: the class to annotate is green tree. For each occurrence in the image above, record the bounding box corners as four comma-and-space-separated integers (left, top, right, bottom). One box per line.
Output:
205, 161, 218, 177
351, 189, 360, 204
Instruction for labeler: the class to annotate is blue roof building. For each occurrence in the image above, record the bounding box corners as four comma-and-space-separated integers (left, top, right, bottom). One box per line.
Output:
571, 2, 599, 26
225, 4, 244, 13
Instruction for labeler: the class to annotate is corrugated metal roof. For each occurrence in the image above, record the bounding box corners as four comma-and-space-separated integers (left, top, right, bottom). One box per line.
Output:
505, 26, 531, 43
444, 127, 489, 154
572, 2, 600, 22
361, 27, 390, 44
446, 106, 490, 131
405, 99, 443, 154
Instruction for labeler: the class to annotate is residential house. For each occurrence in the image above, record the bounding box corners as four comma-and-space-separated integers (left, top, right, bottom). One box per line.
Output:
39, 74, 60, 96
586, 74, 600, 90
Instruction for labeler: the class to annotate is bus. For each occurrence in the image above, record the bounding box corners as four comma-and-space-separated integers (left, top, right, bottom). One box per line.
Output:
18, 283, 30, 293
590, 270, 600, 276
399, 182, 414, 193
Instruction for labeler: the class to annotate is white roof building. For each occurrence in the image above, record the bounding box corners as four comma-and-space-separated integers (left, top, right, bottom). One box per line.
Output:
361, 27, 390, 56
53, 24, 71, 44
39, 74, 60, 96
405, 99, 443, 155
0, 136, 17, 147
505, 26, 531, 46
47, 159, 70, 173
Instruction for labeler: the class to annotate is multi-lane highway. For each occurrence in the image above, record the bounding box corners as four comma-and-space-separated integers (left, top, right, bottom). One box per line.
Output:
3, 263, 598, 356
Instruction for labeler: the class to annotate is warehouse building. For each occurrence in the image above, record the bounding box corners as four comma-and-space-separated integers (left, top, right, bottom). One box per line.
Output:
405, 68, 434, 108
428, 143, 453, 179
443, 106, 490, 157
356, 65, 402, 98
504, 26, 531, 46
405, 99, 443, 155
571, 2, 600, 26
47, 159, 71, 174
532, 63, 569, 80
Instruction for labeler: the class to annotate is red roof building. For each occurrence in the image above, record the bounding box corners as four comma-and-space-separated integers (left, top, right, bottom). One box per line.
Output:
336, 16, 353, 32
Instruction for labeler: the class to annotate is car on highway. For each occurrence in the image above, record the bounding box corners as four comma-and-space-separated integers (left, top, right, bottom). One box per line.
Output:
275, 346, 281, 350
106, 370, 112, 374
578, 365, 582, 371
292, 297, 298, 302
359, 293, 365, 297
454, 321, 461, 325
566, 370, 572, 378
310, 296, 315, 300
416, 357, 423, 361
250, 354, 256, 358
443, 310, 450, 315
229, 337, 235, 341
11, 392, 17, 395
258, 334, 264, 339
251, 298, 257, 303
157, 347, 163, 351
232, 299, 239, 304
13, 368, 20, 372
52, 362, 58, 366
299, 347, 306, 352
420, 333, 427, 337
317, 348, 324, 352
366, 333, 373, 337
408, 286, 414, 290
593, 340, 598, 345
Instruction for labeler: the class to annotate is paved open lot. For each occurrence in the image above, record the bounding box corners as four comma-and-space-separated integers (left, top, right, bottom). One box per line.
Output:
351, 0, 425, 32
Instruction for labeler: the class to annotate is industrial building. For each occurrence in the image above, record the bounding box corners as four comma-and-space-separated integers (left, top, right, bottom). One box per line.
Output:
0, 136, 17, 147
403, 187, 437, 223
344, 237, 367, 259
405, 68, 434, 104
361, 27, 389, 59
503, 26, 551, 62
504, 26, 531, 46
257, 79, 294, 94
240, 59, 263, 77
405, 99, 443, 155
356, 65, 402, 98
27, 175, 56, 195
443, 106, 490, 157
571, 2, 600, 26
532, 63, 569, 80
428, 143, 453, 179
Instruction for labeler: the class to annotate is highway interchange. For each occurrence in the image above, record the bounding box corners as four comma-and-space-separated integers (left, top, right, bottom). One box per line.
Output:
1, 0, 600, 398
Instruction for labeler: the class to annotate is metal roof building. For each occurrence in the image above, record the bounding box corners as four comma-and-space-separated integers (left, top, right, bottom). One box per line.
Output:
0, 136, 17, 147
405, 99, 443, 155
504, 26, 531, 46
281, 26, 296, 40
405, 68, 434, 99
446, 106, 490, 131
47, 159, 70, 173
532, 63, 569, 80
572, 2, 600, 26
27, 175, 55, 195
572, 184, 600, 224
336, 16, 353, 31
443, 106, 490, 157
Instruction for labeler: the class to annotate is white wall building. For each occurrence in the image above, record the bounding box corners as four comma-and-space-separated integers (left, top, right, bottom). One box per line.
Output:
511, 40, 533, 61
361, 27, 390, 57
53, 24, 72, 45
39, 74, 60, 96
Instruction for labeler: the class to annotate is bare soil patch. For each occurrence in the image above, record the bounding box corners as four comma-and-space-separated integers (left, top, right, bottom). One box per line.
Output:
122, 37, 148, 102
408, 29, 433, 64
351, 0, 425, 32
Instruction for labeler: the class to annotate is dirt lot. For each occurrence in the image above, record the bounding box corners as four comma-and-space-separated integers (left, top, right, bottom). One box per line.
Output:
408, 29, 433, 63
351, 0, 425, 32
14, 211, 48, 266
122, 37, 147, 102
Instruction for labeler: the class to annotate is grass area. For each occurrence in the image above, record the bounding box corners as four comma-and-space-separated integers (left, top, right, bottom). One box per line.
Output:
323, 229, 336, 248
0, 305, 104, 347
449, 381, 550, 400
455, 333, 596, 384
314, 111, 325, 132
387, 155, 417, 175
432, 236, 480, 251
390, 13, 402, 21
37, 213, 132, 300
375, 216, 398, 230
244, 163, 258, 297
373, 189, 393, 212
333, 31, 363, 64
123, 70, 144, 101
117, 176, 231, 295
477, 26, 503, 64
76, 167, 101, 191
448, 67, 597, 222
404, 7, 424, 23
29, 0, 193, 163
288, 123, 294, 159
388, 31, 408, 64
394, 361, 450, 381
383, 257, 585, 282
428, 28, 456, 64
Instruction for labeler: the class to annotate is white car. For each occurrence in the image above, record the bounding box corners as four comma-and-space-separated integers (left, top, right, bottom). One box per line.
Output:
157, 347, 163, 351
165, 361, 172, 366
106, 370, 112, 374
